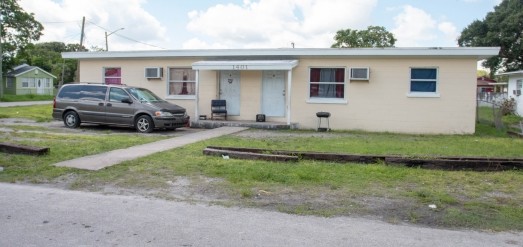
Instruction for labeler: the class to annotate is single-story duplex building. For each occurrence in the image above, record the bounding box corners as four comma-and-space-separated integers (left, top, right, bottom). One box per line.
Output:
62, 47, 499, 134
498, 70, 523, 116
4, 64, 56, 95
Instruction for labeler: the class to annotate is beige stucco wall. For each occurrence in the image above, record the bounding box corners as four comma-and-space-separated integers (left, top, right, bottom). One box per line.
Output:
78, 57, 477, 134
290, 58, 477, 134
79, 59, 198, 117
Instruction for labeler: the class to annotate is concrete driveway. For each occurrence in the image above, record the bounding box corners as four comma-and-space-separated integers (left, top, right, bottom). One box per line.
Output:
0, 183, 521, 247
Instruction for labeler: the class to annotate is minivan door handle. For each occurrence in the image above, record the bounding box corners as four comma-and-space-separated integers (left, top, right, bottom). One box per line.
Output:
98, 103, 104, 106
106, 103, 112, 107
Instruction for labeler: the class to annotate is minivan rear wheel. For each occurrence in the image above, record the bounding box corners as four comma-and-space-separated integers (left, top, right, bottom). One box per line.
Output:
63, 111, 81, 128
136, 115, 154, 133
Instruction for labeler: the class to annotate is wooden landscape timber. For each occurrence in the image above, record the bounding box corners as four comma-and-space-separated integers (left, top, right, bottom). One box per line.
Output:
204, 146, 523, 171
0, 142, 49, 155
203, 147, 298, 162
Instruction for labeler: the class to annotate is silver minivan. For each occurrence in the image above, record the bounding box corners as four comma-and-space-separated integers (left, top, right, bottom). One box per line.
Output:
52, 83, 190, 133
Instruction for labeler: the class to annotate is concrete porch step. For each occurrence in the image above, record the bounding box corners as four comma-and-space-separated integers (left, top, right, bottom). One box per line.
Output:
191, 120, 297, 130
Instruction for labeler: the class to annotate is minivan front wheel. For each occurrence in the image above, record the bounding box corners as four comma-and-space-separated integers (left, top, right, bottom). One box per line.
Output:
136, 115, 154, 133
63, 111, 81, 128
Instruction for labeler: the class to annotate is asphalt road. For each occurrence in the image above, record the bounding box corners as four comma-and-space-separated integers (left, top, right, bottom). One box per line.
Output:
0, 183, 521, 247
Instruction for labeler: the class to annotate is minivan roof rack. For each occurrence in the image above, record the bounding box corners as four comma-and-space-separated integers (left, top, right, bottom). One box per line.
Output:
70, 82, 128, 86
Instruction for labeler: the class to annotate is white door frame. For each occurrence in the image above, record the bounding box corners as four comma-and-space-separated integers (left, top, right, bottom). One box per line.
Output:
219, 71, 241, 115
261, 70, 285, 117
36, 78, 45, 95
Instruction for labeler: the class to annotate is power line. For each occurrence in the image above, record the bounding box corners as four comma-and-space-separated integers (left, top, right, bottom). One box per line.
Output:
40, 20, 80, 24
85, 20, 166, 50
113, 33, 167, 50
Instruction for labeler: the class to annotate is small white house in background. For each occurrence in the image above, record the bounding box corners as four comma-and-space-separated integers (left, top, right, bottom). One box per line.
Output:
62, 47, 499, 134
498, 70, 523, 116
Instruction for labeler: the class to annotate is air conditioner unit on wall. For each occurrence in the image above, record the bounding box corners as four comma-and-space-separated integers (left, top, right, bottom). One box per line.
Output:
350, 67, 370, 81
145, 67, 163, 79
514, 89, 521, 96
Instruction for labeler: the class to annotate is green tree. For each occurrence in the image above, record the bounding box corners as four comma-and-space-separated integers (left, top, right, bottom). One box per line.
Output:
331, 26, 396, 48
458, 0, 523, 74
477, 70, 489, 78
1, 0, 44, 71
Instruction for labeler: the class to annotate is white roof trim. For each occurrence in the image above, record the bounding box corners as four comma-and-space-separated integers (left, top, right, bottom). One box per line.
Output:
192, 60, 299, 70
12, 67, 57, 78
497, 70, 523, 76
62, 47, 500, 60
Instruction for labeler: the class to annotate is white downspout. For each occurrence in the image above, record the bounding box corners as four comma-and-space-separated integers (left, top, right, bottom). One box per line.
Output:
287, 69, 292, 126
195, 70, 200, 123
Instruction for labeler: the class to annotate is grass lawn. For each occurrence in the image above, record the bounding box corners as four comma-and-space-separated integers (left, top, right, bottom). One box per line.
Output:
477, 106, 523, 132
0, 104, 54, 122
0, 94, 55, 102
0, 104, 522, 231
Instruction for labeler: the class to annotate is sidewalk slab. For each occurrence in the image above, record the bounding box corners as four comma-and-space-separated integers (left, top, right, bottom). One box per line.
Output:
0, 101, 53, 107
54, 127, 248, 170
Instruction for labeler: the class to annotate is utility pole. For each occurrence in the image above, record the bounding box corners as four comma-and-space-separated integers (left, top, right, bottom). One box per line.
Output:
75, 16, 85, 82
60, 59, 65, 88
79, 16, 85, 47
105, 28, 124, 51
0, 8, 4, 99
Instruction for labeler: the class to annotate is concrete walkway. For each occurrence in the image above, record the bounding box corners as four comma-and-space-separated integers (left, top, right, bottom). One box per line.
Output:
0, 101, 53, 107
54, 127, 248, 170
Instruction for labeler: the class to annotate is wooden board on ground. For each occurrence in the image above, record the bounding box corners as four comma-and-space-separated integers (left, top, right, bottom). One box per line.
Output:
204, 146, 523, 171
0, 142, 49, 155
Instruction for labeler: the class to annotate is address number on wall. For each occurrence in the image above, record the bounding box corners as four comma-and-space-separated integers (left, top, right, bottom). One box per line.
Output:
232, 65, 248, 70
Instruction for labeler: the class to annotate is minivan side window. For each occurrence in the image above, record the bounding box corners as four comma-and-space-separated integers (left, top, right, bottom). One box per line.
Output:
109, 87, 129, 102
58, 85, 107, 101
80, 86, 107, 101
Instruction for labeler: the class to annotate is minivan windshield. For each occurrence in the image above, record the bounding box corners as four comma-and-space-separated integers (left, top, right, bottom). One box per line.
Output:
126, 88, 166, 103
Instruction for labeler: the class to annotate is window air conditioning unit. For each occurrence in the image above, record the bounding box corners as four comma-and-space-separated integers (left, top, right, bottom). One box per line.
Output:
514, 89, 521, 96
145, 67, 163, 79
350, 67, 370, 80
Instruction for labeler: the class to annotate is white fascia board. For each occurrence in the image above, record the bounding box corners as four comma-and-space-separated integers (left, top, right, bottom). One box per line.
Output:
497, 70, 523, 76
192, 60, 299, 70
14, 68, 57, 78
62, 47, 500, 60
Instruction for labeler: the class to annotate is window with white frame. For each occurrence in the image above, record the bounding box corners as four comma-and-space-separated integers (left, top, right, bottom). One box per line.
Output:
104, 67, 122, 84
168, 68, 196, 96
21, 78, 35, 88
517, 80, 522, 89
410, 68, 438, 93
309, 68, 345, 99
21, 78, 29, 88
45, 78, 51, 88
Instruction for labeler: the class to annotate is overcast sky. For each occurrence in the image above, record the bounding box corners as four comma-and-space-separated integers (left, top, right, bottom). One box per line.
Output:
19, 0, 502, 51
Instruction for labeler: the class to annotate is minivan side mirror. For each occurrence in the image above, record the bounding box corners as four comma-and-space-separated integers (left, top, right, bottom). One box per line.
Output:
121, 97, 133, 104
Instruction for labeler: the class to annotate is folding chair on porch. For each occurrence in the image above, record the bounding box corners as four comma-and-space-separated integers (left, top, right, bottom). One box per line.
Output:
211, 99, 227, 120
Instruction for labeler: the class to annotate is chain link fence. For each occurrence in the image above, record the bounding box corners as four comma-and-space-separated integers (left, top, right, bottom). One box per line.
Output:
477, 93, 522, 133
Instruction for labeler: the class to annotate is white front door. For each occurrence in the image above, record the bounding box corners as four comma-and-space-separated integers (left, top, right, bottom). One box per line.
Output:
36, 79, 45, 95
219, 71, 241, 115
262, 71, 285, 117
